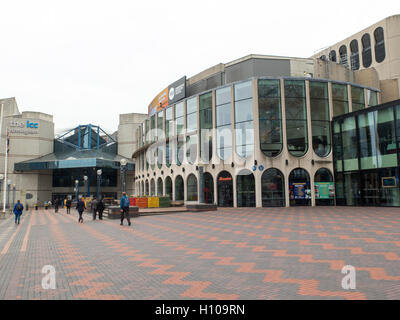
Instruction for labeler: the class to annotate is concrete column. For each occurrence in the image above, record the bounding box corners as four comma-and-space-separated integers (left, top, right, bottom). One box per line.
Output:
198, 166, 204, 203
305, 80, 316, 207
213, 172, 218, 205
348, 84, 353, 112
280, 79, 290, 208
253, 78, 262, 208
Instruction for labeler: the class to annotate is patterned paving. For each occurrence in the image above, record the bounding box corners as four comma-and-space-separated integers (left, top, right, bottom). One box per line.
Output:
0, 206, 399, 300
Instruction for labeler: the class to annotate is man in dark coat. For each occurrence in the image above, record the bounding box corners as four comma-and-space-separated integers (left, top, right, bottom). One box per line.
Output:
76, 197, 86, 223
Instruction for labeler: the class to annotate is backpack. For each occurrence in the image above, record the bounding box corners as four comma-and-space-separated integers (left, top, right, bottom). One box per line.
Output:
123, 196, 130, 208
16, 203, 23, 211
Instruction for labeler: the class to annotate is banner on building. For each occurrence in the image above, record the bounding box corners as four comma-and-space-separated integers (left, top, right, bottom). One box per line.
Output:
315, 182, 335, 199
148, 76, 186, 116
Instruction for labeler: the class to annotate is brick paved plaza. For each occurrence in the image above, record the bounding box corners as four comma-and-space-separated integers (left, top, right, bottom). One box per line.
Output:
0, 206, 399, 300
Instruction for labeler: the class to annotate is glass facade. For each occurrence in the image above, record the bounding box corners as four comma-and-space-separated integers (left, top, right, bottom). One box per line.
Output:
310, 81, 331, 157
351, 86, 365, 112
285, 80, 308, 157
175, 102, 184, 136
216, 86, 232, 160
261, 168, 285, 207
199, 92, 213, 162
186, 97, 197, 133
258, 79, 282, 157
234, 81, 253, 158
333, 100, 400, 206
175, 175, 184, 201
217, 171, 233, 207
165, 106, 173, 138
187, 174, 198, 201
236, 169, 255, 207
332, 83, 349, 117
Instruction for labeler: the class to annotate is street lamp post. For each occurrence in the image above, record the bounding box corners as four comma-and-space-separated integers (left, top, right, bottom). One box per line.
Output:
120, 159, 127, 195
12, 184, 16, 207
96, 169, 102, 200
6, 179, 10, 209
83, 175, 88, 197
0, 174, 3, 209
75, 179, 79, 201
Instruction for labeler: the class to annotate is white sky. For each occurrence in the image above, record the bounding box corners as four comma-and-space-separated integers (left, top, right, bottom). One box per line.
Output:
0, 0, 398, 134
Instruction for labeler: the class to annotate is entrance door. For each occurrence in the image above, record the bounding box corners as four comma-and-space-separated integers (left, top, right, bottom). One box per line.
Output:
217, 171, 233, 207
289, 168, 311, 206
361, 171, 380, 206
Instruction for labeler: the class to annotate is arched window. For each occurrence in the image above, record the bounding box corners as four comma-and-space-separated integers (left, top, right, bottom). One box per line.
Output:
320, 55, 327, 61
314, 168, 334, 206
234, 81, 254, 158
157, 144, 163, 169
176, 137, 184, 166
165, 176, 172, 199
217, 171, 233, 207
329, 50, 337, 62
186, 134, 197, 164
165, 106, 173, 138
203, 172, 214, 204
166, 141, 171, 167
187, 174, 198, 201
350, 39, 360, 70
175, 175, 184, 201
150, 179, 155, 196
289, 168, 311, 206
216, 86, 232, 160
339, 45, 348, 67
157, 177, 163, 196
145, 180, 149, 196
374, 27, 385, 63
141, 181, 144, 196
261, 168, 285, 207
310, 81, 331, 157
285, 80, 308, 157
258, 79, 283, 157
199, 92, 213, 163
236, 169, 255, 207
361, 33, 372, 68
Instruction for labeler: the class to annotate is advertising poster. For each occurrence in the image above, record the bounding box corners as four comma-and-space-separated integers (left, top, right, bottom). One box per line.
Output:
315, 182, 335, 199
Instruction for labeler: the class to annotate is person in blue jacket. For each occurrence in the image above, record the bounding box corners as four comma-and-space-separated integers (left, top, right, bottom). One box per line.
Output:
120, 192, 131, 226
13, 200, 24, 225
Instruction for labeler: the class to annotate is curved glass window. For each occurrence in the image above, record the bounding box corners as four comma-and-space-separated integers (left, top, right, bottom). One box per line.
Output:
333, 121, 343, 173
186, 134, 197, 165
141, 181, 144, 196
216, 86, 232, 160
175, 175, 184, 201
150, 179, 155, 196
165, 106, 173, 138
374, 27, 385, 63
176, 137, 184, 166
157, 111, 164, 141
157, 177, 163, 196
166, 141, 171, 168
145, 119, 149, 144
261, 168, 285, 207
351, 86, 365, 112
187, 174, 198, 201
332, 83, 349, 117
358, 112, 378, 170
175, 102, 184, 136
237, 169, 255, 207
329, 50, 337, 62
314, 168, 334, 206
361, 33, 372, 68
217, 171, 233, 207
350, 40, 360, 71
203, 172, 214, 204
339, 45, 348, 67
186, 97, 197, 133
199, 92, 213, 163
310, 81, 331, 157
157, 144, 163, 169
376, 108, 397, 168
145, 180, 149, 196
234, 81, 254, 158
165, 176, 172, 199
258, 79, 282, 157
285, 80, 308, 157
289, 168, 311, 206
150, 115, 156, 142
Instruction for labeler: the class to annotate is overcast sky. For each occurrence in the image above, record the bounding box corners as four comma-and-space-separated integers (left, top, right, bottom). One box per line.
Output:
0, 0, 398, 134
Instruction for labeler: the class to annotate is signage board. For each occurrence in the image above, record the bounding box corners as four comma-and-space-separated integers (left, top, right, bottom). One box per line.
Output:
8, 119, 39, 135
382, 177, 397, 188
148, 76, 186, 116
315, 182, 335, 199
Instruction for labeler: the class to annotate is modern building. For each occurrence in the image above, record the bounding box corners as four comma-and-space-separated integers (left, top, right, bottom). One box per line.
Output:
0, 97, 146, 209
133, 15, 400, 208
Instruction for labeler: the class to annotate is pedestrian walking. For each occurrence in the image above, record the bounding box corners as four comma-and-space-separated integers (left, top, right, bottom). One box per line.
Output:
66, 198, 72, 214
97, 197, 105, 220
120, 192, 131, 226
13, 200, 24, 225
76, 197, 86, 223
91, 197, 98, 220
54, 198, 59, 213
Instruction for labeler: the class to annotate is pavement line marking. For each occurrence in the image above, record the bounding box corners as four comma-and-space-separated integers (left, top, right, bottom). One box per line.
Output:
1, 222, 22, 255
20, 213, 34, 252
